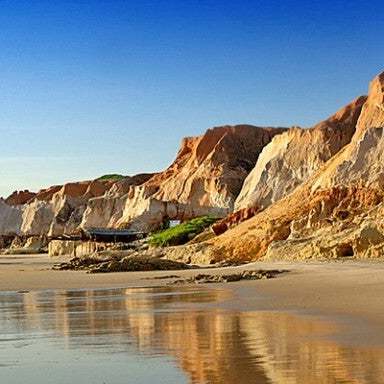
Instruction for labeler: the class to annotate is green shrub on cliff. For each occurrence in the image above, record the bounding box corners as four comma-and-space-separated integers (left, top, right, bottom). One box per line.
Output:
97, 174, 125, 181
148, 216, 218, 247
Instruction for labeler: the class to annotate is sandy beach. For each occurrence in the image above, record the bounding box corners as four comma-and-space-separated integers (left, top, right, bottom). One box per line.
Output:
2, 253, 384, 329
2, 253, 384, 383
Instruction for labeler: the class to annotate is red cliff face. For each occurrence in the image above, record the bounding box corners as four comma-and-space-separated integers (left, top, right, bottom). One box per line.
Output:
5, 190, 36, 206
33, 180, 113, 202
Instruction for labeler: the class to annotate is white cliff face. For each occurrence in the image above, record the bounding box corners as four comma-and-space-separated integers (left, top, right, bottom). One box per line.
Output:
80, 194, 127, 229
235, 96, 367, 210
0, 180, 114, 236
235, 128, 303, 210
48, 194, 89, 236
20, 199, 54, 235
115, 186, 229, 232
311, 126, 384, 191
80, 175, 155, 230
312, 73, 384, 191
0, 199, 23, 235
81, 177, 233, 232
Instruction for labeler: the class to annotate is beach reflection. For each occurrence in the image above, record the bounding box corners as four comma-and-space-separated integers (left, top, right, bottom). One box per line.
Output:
0, 286, 384, 384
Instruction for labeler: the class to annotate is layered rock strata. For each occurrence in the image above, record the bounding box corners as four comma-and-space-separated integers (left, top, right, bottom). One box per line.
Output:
177, 71, 384, 263
235, 96, 367, 210
81, 125, 285, 231
5, 190, 36, 206
0, 125, 284, 237
0, 179, 117, 236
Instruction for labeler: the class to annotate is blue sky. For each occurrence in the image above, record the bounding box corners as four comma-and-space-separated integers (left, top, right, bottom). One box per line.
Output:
0, 0, 383, 197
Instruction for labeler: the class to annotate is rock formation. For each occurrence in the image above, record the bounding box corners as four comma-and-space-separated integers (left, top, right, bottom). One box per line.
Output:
0, 179, 119, 237
0, 199, 23, 235
1, 124, 283, 237
235, 96, 367, 210
144, 125, 283, 208
79, 173, 155, 230
3, 71, 384, 264
81, 125, 285, 231
5, 190, 36, 206
21, 180, 115, 236
178, 71, 384, 263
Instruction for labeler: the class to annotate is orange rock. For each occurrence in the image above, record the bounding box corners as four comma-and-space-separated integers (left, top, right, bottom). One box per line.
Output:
81, 125, 285, 232
5, 190, 36, 206
211, 207, 260, 236
145, 125, 286, 208
200, 72, 384, 263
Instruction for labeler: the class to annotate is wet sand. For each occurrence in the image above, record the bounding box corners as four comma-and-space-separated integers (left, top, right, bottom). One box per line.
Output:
3, 284, 384, 383
2, 254, 384, 383
1, 253, 384, 332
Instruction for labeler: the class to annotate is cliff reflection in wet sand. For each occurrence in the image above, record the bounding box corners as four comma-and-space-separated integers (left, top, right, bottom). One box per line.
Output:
1, 287, 384, 384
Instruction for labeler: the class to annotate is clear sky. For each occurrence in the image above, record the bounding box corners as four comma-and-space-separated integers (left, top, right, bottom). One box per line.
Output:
0, 0, 383, 198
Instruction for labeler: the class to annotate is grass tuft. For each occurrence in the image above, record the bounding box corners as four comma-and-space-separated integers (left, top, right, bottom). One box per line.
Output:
97, 174, 125, 181
148, 216, 218, 247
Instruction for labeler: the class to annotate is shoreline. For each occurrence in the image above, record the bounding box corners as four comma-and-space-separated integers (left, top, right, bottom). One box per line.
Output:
2, 254, 384, 346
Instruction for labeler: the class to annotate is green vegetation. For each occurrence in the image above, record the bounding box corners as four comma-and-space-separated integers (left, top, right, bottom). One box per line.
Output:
97, 174, 125, 181
148, 216, 218, 247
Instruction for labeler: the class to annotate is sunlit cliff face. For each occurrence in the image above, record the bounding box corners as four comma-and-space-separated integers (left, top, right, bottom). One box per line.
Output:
1, 287, 384, 384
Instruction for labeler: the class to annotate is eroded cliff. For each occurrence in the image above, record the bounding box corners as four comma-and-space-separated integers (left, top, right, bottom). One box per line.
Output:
235, 96, 367, 210
81, 125, 285, 231
179, 71, 384, 263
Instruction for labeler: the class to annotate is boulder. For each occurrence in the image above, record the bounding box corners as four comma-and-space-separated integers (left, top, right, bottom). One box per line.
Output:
48, 240, 108, 257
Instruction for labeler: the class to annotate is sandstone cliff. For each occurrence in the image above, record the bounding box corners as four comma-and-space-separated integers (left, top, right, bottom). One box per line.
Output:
178, 71, 384, 263
79, 173, 155, 230
34, 180, 115, 236
3, 71, 383, 257
147, 125, 283, 208
5, 190, 36, 206
0, 199, 23, 235
0, 179, 120, 237
2, 122, 283, 237
81, 125, 285, 231
235, 96, 367, 210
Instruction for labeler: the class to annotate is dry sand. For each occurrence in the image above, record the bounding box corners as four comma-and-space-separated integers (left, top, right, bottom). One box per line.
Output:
1, 253, 384, 342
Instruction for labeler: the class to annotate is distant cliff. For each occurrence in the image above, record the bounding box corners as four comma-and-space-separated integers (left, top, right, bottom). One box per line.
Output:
0, 125, 284, 236
81, 125, 285, 231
